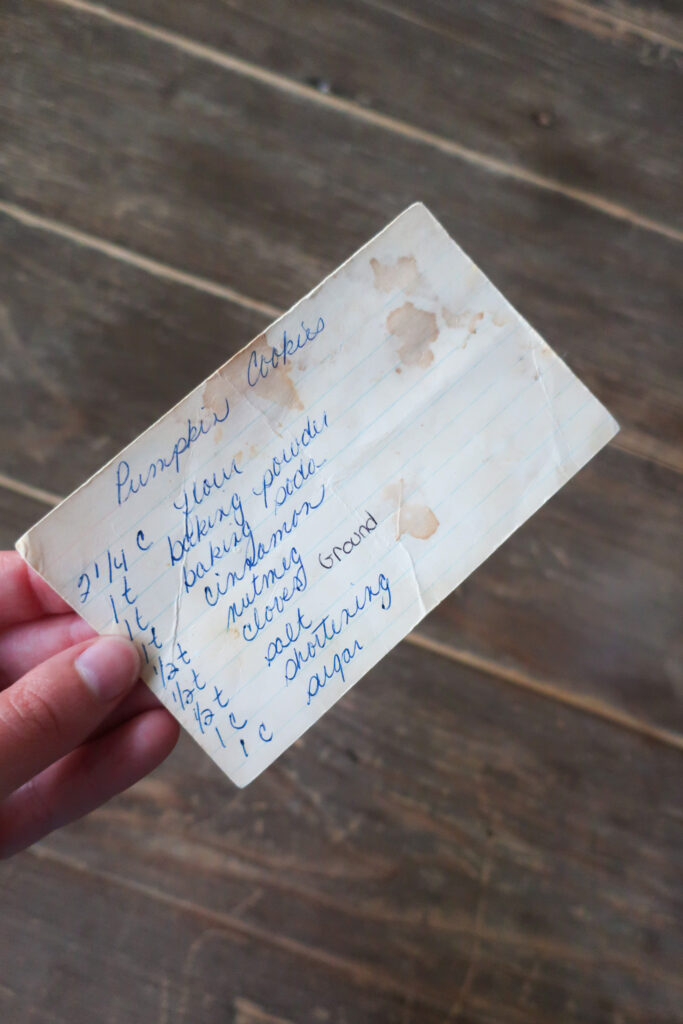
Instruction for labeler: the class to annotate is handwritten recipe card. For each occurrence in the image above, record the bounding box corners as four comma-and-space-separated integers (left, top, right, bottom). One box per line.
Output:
17, 204, 618, 786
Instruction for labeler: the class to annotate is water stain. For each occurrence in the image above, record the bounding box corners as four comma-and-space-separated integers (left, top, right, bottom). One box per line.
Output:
384, 481, 440, 541
387, 302, 438, 369
467, 311, 484, 335
442, 307, 485, 336
202, 372, 230, 417
492, 310, 510, 327
371, 255, 422, 294
213, 426, 223, 444
441, 306, 466, 330
398, 503, 440, 540
240, 332, 304, 411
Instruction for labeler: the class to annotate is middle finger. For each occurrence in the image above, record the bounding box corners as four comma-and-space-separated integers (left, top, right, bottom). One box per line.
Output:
0, 614, 96, 689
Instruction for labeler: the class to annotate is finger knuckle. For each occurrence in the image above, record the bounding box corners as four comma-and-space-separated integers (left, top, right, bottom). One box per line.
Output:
1, 681, 63, 747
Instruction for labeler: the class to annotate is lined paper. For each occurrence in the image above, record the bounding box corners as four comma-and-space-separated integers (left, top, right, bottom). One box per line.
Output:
16, 204, 618, 785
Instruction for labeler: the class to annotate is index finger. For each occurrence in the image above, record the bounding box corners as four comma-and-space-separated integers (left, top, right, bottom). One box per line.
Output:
0, 551, 73, 631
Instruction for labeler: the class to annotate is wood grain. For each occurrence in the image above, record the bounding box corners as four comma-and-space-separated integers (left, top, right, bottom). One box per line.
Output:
0, 486, 50, 550
2, 640, 681, 1023
0, 213, 267, 490
1, 213, 680, 736
0, 849, 447, 1023
421, 445, 683, 733
1, 1, 682, 1021
44, 0, 683, 230
544, 0, 683, 48
1, 1, 682, 465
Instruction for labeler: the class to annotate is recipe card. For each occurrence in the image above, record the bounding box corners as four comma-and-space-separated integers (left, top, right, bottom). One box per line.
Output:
17, 204, 618, 786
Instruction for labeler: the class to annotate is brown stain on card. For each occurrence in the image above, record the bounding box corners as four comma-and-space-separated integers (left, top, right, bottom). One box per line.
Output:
398, 504, 440, 540
442, 308, 484, 334
203, 372, 230, 417
467, 312, 484, 334
261, 368, 304, 410
387, 302, 438, 369
238, 332, 304, 411
441, 307, 485, 348
384, 481, 439, 541
371, 255, 422, 294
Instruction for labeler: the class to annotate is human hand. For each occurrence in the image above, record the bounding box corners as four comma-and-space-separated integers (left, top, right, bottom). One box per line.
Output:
0, 550, 179, 857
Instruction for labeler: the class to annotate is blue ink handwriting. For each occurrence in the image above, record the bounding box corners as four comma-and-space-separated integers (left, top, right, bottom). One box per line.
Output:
115, 400, 230, 505
247, 318, 325, 388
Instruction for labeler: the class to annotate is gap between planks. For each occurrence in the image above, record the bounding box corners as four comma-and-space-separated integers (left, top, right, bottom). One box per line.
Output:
24, 846, 448, 1014
0, 471, 63, 510
36, 0, 683, 246
1, 463, 681, 753
364, 0, 683, 53
2, 199, 680, 476
405, 632, 683, 753
26, 843, 683, 994
0, 202, 279, 322
541, 0, 683, 51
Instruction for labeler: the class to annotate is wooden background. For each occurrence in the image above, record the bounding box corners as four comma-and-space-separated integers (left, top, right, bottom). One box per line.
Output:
1, 1, 682, 1021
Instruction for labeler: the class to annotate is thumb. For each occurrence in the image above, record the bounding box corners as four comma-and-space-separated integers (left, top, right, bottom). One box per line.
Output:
0, 636, 141, 799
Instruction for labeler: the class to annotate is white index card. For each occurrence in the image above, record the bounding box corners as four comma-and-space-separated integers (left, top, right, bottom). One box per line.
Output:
16, 203, 619, 785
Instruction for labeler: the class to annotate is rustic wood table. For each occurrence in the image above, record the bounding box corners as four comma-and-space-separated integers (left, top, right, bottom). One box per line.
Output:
1, 1, 681, 1021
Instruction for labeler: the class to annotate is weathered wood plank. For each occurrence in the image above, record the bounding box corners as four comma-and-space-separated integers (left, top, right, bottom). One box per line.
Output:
1, 4, 681, 1024
1, 1, 682, 464
0, 485, 50, 549
0, 213, 267, 491
422, 445, 683, 733
1, 212, 680, 735
17, 641, 683, 1024
0, 850, 448, 1024
545, 0, 683, 48
59, 0, 683, 230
